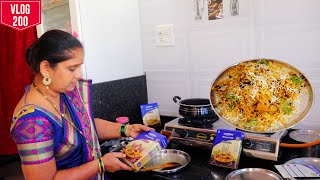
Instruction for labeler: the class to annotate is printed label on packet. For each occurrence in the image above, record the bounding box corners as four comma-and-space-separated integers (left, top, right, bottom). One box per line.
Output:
120, 131, 168, 171
135, 130, 168, 149
213, 129, 244, 146
0, 0, 41, 30
140, 103, 161, 126
210, 129, 244, 169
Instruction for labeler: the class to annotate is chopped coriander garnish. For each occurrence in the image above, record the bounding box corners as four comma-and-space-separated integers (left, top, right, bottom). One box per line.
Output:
226, 94, 239, 109
281, 101, 293, 114
290, 75, 303, 85
246, 118, 257, 129
258, 60, 269, 66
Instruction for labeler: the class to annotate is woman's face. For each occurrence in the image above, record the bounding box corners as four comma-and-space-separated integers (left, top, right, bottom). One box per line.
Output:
49, 48, 84, 92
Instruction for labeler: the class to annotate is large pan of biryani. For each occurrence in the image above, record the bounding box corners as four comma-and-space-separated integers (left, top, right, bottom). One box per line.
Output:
210, 59, 314, 133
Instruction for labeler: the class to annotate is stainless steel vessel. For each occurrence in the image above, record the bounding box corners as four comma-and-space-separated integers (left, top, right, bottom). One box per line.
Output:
225, 168, 283, 180
143, 149, 190, 174
210, 59, 314, 133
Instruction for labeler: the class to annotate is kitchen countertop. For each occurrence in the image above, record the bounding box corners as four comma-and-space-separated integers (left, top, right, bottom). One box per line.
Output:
106, 141, 304, 180
103, 119, 318, 180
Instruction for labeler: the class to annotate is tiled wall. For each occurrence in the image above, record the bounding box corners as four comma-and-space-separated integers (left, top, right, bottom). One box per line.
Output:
91, 75, 147, 124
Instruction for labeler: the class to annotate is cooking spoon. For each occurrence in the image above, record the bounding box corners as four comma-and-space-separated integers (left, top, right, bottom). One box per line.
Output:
140, 162, 181, 172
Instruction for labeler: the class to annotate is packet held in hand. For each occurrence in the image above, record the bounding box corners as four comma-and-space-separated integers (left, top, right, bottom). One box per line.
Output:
121, 130, 168, 171
209, 129, 244, 169
140, 103, 161, 127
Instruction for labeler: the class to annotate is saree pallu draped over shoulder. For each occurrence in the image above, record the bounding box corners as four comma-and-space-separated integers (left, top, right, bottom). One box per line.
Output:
10, 79, 106, 180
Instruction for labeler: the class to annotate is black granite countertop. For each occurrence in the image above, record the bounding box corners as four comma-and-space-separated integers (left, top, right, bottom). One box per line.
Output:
106, 140, 308, 180
105, 127, 320, 180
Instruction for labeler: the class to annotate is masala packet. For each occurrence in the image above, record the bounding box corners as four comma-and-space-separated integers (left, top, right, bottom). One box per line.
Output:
209, 129, 244, 169
121, 130, 168, 171
140, 103, 161, 127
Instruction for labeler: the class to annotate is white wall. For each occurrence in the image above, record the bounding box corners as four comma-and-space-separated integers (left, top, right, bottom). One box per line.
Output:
78, 0, 144, 83
138, 0, 320, 130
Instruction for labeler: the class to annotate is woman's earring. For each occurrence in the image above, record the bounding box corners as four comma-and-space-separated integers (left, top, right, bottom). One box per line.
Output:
42, 75, 52, 89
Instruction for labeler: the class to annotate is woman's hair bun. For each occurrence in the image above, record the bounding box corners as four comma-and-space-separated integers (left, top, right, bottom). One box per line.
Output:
25, 30, 83, 73
26, 43, 34, 66
25, 41, 39, 72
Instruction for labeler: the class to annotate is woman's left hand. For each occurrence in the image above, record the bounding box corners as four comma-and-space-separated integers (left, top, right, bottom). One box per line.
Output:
125, 124, 154, 138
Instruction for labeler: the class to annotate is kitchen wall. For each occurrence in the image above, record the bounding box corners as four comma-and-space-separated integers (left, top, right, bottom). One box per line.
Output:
75, 0, 147, 121
78, 0, 144, 83
138, 0, 320, 129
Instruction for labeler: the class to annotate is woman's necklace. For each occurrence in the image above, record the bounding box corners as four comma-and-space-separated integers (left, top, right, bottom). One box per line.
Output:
32, 81, 97, 157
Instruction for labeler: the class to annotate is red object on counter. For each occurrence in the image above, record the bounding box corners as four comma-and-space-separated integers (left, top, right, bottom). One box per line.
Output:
116, 117, 129, 124
280, 140, 320, 148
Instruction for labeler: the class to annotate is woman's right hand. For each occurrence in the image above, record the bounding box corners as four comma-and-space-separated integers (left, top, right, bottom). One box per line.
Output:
101, 152, 133, 172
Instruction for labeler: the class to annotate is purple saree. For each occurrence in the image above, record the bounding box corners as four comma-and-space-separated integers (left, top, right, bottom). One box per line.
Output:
10, 79, 106, 180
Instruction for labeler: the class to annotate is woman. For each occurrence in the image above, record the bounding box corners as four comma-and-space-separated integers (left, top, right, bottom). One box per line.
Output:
10, 30, 152, 180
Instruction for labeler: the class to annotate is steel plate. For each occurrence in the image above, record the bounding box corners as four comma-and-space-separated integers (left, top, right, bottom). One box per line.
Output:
289, 130, 320, 143
143, 149, 190, 174
285, 157, 320, 167
210, 59, 314, 133
225, 168, 283, 180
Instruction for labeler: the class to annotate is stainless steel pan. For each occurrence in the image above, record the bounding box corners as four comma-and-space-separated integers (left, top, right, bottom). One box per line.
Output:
226, 168, 283, 180
142, 149, 190, 174
210, 59, 314, 133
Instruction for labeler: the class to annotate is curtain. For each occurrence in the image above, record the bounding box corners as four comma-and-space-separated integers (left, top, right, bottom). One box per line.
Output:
0, 24, 36, 154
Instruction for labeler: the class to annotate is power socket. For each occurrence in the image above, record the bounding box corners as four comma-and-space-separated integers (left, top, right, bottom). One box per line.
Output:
155, 24, 174, 47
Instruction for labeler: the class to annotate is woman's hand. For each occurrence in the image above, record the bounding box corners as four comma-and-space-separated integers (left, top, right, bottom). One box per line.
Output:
125, 124, 154, 138
101, 152, 133, 172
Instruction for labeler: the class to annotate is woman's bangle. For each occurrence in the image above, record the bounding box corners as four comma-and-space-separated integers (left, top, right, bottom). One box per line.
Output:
98, 159, 102, 173
101, 159, 105, 173
124, 124, 130, 137
120, 124, 127, 137
98, 157, 105, 173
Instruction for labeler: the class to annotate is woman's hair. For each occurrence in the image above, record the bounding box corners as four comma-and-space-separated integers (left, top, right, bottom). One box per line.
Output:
26, 30, 83, 73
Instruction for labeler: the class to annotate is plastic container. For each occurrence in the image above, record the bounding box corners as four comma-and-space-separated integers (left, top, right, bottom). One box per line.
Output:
103, 117, 130, 152
116, 117, 129, 124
